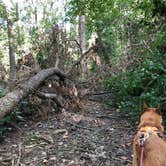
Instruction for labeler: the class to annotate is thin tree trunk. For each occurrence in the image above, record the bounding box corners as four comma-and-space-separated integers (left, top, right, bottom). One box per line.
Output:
34, 6, 38, 28
7, 19, 16, 90
2, 2, 16, 90
16, 2, 21, 46
78, 15, 87, 77
0, 2, 16, 89
79, 15, 86, 53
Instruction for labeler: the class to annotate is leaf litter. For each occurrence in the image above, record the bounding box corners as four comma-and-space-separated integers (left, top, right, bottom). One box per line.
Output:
0, 100, 134, 166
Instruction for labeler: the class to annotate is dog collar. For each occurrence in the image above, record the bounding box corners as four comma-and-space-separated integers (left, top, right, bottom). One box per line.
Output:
139, 132, 150, 147
138, 130, 163, 147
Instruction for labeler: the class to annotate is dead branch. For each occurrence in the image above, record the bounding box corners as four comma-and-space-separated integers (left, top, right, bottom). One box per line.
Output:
36, 91, 64, 108
67, 39, 82, 54
16, 143, 22, 166
66, 46, 96, 74
81, 91, 112, 97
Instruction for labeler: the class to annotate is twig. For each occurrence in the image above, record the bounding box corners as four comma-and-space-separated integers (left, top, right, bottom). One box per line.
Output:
12, 158, 15, 166
142, 40, 153, 53
37, 91, 58, 99
83, 91, 112, 97
16, 143, 22, 166
111, 156, 132, 163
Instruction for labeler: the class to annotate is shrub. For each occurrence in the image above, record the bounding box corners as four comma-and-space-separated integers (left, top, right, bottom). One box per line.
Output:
103, 52, 166, 121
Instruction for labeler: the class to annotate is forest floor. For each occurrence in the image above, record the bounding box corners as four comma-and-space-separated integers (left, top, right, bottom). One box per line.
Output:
0, 99, 135, 166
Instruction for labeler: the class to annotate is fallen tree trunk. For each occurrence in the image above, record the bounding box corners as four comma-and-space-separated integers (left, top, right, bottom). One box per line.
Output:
0, 45, 96, 119
0, 67, 66, 118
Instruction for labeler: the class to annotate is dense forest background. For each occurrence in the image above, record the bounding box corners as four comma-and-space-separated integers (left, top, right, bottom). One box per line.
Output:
0, 0, 166, 131
0, 0, 166, 165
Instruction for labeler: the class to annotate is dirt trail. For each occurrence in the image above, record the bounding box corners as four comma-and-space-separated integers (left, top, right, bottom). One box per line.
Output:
0, 100, 134, 166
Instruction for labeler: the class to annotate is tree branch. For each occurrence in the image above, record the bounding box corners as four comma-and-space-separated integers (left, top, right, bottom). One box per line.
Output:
66, 46, 96, 74
36, 91, 63, 108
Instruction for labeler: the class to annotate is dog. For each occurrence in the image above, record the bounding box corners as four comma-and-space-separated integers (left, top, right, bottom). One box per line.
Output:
132, 103, 166, 166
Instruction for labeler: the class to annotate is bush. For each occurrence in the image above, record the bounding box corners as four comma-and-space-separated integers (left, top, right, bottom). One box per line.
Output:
103, 52, 166, 121
0, 80, 8, 98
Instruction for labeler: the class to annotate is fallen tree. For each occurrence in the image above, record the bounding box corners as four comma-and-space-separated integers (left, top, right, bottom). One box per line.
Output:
0, 46, 96, 119
0, 67, 66, 118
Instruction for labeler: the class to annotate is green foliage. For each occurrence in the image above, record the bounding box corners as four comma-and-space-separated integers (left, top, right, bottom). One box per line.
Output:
0, 88, 8, 97
0, 98, 33, 136
103, 52, 166, 120
0, 0, 165, 127
68, 0, 166, 122
36, 51, 44, 64
90, 61, 98, 73
0, 80, 8, 97
0, 116, 13, 136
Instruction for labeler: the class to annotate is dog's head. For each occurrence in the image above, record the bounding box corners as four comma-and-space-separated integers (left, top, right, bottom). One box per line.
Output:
138, 103, 164, 132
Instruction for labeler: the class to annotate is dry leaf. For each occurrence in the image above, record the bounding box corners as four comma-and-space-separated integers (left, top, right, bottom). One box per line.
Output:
43, 159, 48, 163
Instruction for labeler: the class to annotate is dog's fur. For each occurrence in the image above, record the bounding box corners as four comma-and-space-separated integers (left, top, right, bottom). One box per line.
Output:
132, 103, 166, 166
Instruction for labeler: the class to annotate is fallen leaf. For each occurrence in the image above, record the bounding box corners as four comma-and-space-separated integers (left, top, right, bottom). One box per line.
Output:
120, 156, 128, 160
52, 129, 68, 135
43, 159, 48, 163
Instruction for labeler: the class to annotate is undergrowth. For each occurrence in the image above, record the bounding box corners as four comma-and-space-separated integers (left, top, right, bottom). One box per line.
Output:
103, 52, 166, 123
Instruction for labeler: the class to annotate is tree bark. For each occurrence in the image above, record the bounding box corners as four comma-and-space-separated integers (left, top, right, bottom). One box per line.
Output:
79, 15, 86, 54
1, 2, 16, 90
16, 2, 21, 46
78, 15, 87, 77
0, 67, 66, 118
7, 16, 16, 90
34, 6, 38, 28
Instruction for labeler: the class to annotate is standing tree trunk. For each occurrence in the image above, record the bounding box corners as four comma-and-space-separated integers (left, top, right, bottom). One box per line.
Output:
7, 17, 16, 90
79, 15, 86, 54
78, 15, 87, 77
2, 2, 16, 90
16, 2, 22, 59
16, 2, 21, 46
34, 6, 38, 28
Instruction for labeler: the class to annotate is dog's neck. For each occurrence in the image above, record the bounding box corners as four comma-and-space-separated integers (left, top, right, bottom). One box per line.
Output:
138, 121, 163, 134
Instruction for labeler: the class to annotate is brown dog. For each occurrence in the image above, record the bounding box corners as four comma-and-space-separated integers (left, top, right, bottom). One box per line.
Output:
132, 103, 166, 166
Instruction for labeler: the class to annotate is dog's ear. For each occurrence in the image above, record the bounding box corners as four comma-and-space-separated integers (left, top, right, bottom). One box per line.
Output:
143, 102, 149, 111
